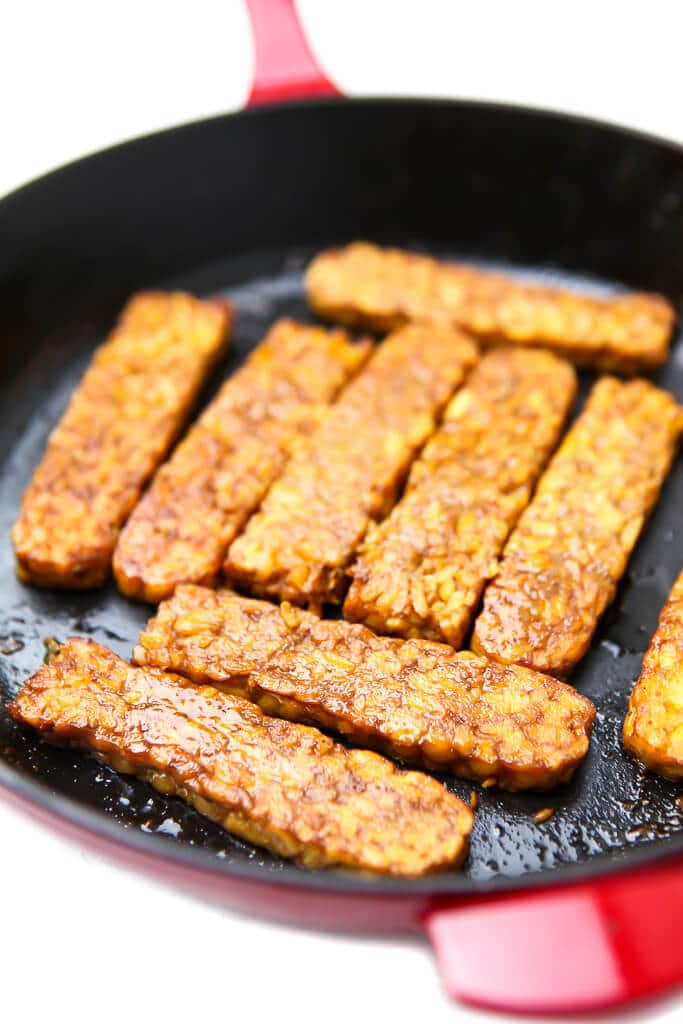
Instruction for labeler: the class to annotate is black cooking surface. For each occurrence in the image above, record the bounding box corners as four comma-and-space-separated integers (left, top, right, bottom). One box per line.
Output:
2, 242, 682, 892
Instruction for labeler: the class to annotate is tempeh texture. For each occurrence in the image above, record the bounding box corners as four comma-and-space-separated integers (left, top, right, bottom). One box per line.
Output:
12, 292, 231, 589
623, 570, 683, 780
344, 348, 577, 645
135, 585, 596, 791
9, 638, 473, 876
114, 320, 371, 602
472, 377, 681, 678
306, 242, 675, 373
225, 325, 478, 606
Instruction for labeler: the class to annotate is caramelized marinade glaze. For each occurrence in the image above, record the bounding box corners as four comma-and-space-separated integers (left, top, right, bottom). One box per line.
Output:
114, 320, 371, 602
624, 570, 683, 780
345, 348, 577, 645
13, 292, 231, 588
9, 638, 473, 877
472, 377, 681, 678
307, 242, 674, 372
225, 324, 477, 607
135, 585, 596, 791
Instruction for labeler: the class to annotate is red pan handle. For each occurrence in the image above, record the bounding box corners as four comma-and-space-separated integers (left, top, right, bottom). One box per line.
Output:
245, 0, 340, 106
423, 860, 683, 1013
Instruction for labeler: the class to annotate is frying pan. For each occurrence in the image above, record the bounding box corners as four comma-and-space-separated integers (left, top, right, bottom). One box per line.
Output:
2, 0, 683, 1013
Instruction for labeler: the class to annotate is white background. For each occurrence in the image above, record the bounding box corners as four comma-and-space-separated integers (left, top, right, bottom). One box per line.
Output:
1, 2, 682, 1021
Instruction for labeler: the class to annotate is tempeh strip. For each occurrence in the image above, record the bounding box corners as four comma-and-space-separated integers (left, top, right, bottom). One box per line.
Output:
306, 242, 675, 373
344, 348, 577, 645
9, 638, 473, 876
472, 377, 681, 678
135, 585, 596, 791
623, 570, 683, 780
12, 292, 231, 589
225, 325, 477, 606
114, 320, 371, 602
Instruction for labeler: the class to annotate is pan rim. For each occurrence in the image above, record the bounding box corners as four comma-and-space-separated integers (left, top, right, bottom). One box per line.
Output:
2, 94, 683, 897
3, 755, 683, 896
1, 94, 682, 211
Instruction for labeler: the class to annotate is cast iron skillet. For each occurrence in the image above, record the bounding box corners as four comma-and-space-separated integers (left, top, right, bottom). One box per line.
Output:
1, 1, 683, 1014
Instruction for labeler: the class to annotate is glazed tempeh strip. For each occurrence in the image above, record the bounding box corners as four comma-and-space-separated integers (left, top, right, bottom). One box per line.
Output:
306, 242, 675, 373
344, 348, 577, 645
9, 638, 473, 876
225, 325, 478, 606
135, 585, 596, 790
113, 320, 371, 602
12, 293, 231, 589
623, 570, 683, 780
472, 377, 682, 678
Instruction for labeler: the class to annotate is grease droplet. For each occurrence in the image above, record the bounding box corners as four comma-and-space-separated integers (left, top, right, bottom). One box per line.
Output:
600, 640, 622, 658
1, 637, 24, 655
156, 817, 182, 838
140, 817, 182, 837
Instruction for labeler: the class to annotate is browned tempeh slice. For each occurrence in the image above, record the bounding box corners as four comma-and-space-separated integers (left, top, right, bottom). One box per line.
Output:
623, 570, 683, 780
113, 320, 371, 602
135, 585, 596, 791
306, 242, 675, 373
225, 325, 478, 606
12, 293, 231, 589
9, 638, 472, 876
472, 377, 682, 678
344, 348, 577, 645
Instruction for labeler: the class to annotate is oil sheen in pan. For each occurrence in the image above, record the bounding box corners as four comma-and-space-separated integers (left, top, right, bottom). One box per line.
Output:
1, 243, 683, 887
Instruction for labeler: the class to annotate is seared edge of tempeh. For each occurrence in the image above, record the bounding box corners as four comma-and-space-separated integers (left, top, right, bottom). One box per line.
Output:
12, 292, 231, 589
623, 570, 683, 779
472, 377, 682, 678
135, 585, 596, 791
9, 638, 473, 876
306, 242, 675, 373
224, 325, 478, 607
113, 320, 372, 603
344, 348, 577, 645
